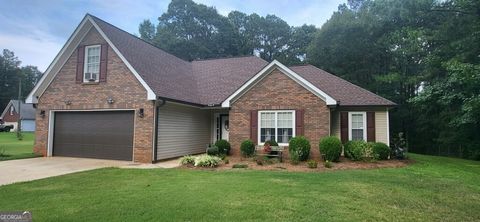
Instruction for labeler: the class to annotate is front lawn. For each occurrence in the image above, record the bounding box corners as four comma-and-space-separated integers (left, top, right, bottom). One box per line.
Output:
0, 154, 478, 221
0, 132, 38, 161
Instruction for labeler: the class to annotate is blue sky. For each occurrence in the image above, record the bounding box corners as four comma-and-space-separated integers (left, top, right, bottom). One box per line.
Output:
0, 0, 345, 72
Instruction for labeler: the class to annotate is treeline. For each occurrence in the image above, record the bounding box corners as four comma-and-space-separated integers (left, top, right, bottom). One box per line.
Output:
140, 0, 480, 160
139, 0, 316, 65
0, 49, 43, 111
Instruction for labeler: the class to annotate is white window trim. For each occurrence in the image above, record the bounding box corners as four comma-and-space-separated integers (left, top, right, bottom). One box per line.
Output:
348, 112, 367, 141
258, 110, 296, 146
10, 106, 14, 115
83, 44, 101, 83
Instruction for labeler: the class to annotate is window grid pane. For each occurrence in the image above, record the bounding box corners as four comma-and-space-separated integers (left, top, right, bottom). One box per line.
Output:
85, 46, 100, 76
259, 111, 294, 144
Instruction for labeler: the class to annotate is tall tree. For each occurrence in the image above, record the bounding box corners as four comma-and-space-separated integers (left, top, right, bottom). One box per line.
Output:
138, 19, 156, 43
0, 49, 42, 111
149, 0, 240, 60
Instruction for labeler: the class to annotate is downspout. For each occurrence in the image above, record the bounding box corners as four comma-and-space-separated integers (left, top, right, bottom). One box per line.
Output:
152, 98, 166, 163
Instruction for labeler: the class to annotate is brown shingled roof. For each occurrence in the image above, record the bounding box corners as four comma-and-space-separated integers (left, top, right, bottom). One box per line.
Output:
90, 15, 395, 107
290, 65, 396, 106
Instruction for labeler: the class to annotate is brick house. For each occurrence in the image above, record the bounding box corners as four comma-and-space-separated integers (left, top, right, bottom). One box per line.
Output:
26, 14, 396, 163
0, 100, 36, 132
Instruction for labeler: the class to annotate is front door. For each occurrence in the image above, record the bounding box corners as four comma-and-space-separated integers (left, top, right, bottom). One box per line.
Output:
220, 115, 229, 141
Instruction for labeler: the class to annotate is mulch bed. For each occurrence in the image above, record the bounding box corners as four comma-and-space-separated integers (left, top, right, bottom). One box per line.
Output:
178, 156, 413, 172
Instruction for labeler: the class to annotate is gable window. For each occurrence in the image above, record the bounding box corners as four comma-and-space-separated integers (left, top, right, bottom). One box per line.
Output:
10, 106, 14, 115
349, 112, 366, 141
84, 45, 101, 82
259, 110, 295, 145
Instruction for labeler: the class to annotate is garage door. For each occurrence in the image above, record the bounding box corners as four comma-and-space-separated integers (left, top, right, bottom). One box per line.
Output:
53, 111, 134, 161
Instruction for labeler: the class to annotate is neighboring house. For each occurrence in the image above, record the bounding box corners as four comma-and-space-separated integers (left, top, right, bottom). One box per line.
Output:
0, 100, 36, 132
26, 14, 396, 163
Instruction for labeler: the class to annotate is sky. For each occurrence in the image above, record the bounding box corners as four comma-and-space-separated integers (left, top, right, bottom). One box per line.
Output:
0, 0, 345, 72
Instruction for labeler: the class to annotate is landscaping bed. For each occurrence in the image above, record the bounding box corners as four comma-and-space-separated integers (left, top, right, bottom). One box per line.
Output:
180, 156, 411, 172
180, 136, 411, 172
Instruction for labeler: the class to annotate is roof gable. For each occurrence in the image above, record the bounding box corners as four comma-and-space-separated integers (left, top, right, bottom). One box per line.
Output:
1, 100, 35, 120
221, 60, 338, 107
26, 14, 156, 104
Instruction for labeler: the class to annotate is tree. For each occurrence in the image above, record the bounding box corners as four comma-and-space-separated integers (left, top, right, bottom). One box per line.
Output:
0, 49, 43, 111
151, 0, 240, 60
139, 20, 156, 43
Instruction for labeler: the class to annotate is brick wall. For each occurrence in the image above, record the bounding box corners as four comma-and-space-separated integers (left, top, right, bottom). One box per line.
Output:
34, 28, 154, 163
229, 69, 330, 159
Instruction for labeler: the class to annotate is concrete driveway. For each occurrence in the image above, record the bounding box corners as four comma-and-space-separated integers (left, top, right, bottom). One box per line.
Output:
0, 157, 130, 186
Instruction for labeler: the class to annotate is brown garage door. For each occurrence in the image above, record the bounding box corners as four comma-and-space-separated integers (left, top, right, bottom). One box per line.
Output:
53, 111, 134, 161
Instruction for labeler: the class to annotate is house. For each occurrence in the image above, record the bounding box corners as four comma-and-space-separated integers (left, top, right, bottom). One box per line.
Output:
0, 100, 36, 132
26, 14, 396, 163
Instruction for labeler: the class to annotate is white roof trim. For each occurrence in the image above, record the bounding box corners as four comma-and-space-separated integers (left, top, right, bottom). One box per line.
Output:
221, 60, 337, 107
26, 15, 156, 103
0, 100, 14, 119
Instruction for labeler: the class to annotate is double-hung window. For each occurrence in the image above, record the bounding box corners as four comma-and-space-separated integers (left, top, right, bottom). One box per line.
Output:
349, 112, 366, 141
259, 110, 295, 145
84, 45, 101, 82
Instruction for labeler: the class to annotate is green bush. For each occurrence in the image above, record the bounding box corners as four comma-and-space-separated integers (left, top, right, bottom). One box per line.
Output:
288, 136, 311, 161
372, 142, 390, 160
345, 140, 367, 161
319, 136, 342, 162
215, 139, 231, 155
240, 140, 255, 157
264, 140, 278, 146
306, 160, 318, 168
223, 157, 229, 164
232, 163, 248, 168
345, 141, 379, 161
343, 141, 356, 158
194, 154, 222, 167
180, 155, 195, 165
206, 146, 219, 156
324, 160, 333, 168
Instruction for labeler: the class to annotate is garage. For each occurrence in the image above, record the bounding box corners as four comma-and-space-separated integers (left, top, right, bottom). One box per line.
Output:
53, 111, 134, 161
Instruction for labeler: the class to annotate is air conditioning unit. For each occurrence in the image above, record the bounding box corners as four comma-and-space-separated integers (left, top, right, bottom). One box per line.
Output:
85, 73, 98, 82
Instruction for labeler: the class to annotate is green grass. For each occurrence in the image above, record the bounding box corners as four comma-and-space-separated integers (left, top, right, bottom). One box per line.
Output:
0, 154, 478, 221
0, 132, 39, 161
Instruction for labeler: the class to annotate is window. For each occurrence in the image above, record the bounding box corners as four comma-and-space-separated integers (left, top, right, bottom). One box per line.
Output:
349, 112, 366, 141
10, 106, 14, 115
259, 110, 295, 145
84, 45, 101, 82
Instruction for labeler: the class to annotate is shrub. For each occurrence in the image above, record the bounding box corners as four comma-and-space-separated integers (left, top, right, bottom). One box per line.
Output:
324, 160, 333, 168
215, 139, 231, 155
224, 157, 229, 164
306, 160, 318, 168
180, 155, 195, 165
319, 136, 342, 162
290, 151, 300, 165
206, 146, 219, 156
343, 141, 355, 158
194, 154, 222, 167
264, 140, 278, 146
240, 140, 255, 157
288, 136, 311, 161
232, 163, 248, 168
345, 140, 367, 161
372, 142, 390, 160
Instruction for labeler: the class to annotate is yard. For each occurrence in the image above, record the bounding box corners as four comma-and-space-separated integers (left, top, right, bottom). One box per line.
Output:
0, 132, 38, 161
0, 154, 478, 221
